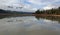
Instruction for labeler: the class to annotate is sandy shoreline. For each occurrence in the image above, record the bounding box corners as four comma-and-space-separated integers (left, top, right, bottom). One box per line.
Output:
33, 14, 60, 17
0, 14, 60, 17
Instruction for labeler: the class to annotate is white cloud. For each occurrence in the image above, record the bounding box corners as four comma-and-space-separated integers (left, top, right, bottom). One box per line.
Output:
19, 4, 37, 12
0, 0, 60, 12
0, 0, 37, 12
28, 0, 46, 5
43, 5, 56, 10
43, 7, 52, 10
28, 0, 60, 5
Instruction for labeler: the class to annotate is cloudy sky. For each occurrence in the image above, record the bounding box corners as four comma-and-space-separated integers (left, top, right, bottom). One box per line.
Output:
0, 0, 60, 12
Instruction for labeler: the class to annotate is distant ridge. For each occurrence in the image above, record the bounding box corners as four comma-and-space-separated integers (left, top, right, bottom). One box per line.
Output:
0, 9, 34, 14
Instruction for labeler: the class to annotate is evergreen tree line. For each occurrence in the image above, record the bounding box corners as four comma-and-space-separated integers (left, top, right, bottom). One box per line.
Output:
35, 7, 60, 15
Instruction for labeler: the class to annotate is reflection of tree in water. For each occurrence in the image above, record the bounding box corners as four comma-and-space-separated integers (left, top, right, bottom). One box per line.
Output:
0, 15, 11, 19
35, 16, 60, 23
35, 16, 40, 20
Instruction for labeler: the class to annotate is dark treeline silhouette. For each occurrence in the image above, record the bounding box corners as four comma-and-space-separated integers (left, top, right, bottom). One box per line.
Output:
0, 9, 33, 14
35, 7, 60, 15
0, 9, 18, 14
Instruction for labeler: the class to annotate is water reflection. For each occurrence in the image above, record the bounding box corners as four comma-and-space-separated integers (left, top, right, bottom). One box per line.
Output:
0, 15, 13, 19
0, 16, 60, 35
0, 16, 8, 19
35, 16, 60, 23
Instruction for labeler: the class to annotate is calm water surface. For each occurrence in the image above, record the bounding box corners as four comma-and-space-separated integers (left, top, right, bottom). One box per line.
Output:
0, 16, 60, 35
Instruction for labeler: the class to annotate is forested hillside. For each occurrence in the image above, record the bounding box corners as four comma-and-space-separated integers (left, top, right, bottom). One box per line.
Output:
35, 7, 60, 15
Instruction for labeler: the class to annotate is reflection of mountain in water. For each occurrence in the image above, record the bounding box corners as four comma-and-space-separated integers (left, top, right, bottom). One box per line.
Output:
0, 15, 10, 19
35, 16, 60, 23
0, 16, 7, 19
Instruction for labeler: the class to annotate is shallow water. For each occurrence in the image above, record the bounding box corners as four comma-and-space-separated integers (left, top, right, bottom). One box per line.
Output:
0, 16, 60, 35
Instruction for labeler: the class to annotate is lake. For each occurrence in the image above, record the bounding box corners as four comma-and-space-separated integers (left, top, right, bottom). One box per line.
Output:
0, 16, 60, 35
